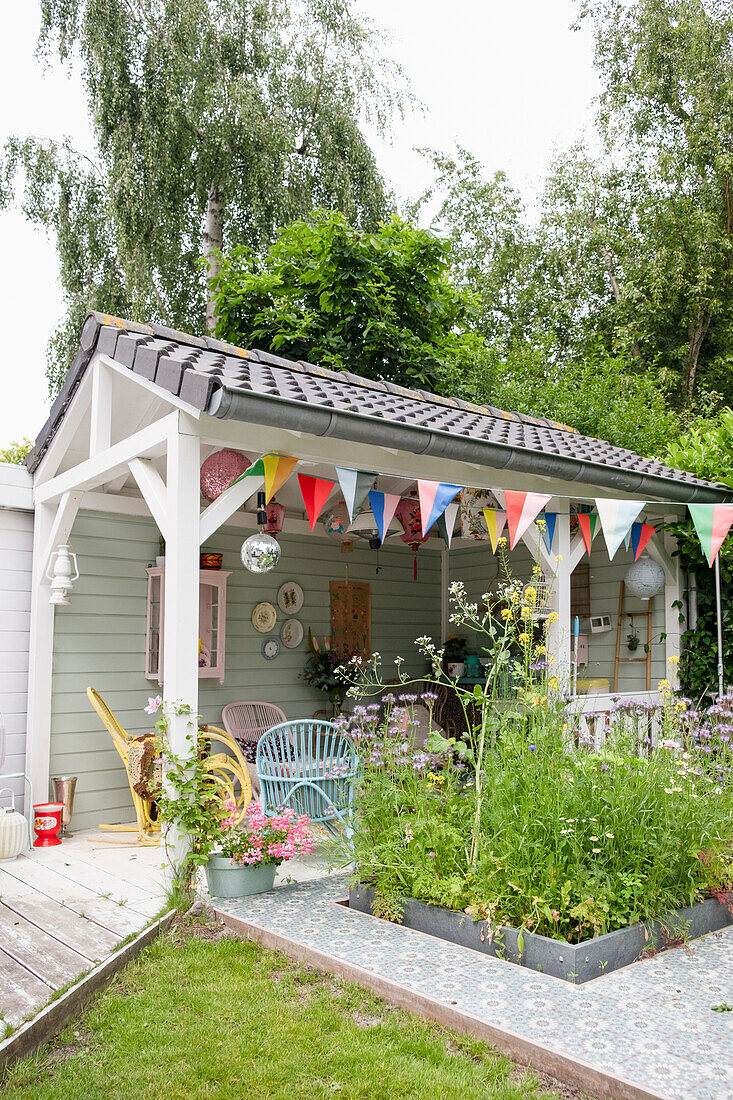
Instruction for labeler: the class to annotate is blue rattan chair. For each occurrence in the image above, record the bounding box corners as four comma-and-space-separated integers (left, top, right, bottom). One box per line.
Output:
256, 720, 358, 834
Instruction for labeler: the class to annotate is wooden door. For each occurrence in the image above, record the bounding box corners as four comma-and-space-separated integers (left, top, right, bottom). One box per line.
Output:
330, 581, 371, 659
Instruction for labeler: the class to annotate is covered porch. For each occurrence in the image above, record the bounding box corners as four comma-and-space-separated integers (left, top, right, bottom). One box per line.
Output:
22, 313, 721, 834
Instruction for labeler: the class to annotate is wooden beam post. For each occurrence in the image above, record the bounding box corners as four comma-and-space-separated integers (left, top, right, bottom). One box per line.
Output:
161, 414, 201, 880
549, 503, 572, 690
25, 503, 57, 802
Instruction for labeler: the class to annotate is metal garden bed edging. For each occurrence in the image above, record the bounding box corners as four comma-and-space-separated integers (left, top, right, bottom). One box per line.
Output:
349, 884, 733, 984
0, 910, 176, 1075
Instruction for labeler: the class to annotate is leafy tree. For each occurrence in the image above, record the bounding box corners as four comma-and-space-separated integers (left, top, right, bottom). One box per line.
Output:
213, 210, 489, 390
0, 439, 33, 464
578, 0, 733, 401
2, 0, 403, 391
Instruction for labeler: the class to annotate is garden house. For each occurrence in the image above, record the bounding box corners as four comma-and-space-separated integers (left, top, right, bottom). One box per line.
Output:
1, 311, 729, 832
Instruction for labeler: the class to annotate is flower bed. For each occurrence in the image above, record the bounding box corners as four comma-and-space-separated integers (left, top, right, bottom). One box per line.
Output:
336, 554, 733, 955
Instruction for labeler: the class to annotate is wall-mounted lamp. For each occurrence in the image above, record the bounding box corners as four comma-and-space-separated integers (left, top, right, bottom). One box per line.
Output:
46, 544, 79, 606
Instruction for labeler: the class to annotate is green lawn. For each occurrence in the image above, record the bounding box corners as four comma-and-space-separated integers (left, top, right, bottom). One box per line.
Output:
2, 917, 582, 1100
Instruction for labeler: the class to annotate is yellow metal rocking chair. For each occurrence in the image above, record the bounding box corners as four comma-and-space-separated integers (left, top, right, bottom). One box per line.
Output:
87, 687, 252, 845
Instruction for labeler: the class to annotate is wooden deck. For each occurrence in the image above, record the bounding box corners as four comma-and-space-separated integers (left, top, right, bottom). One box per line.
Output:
0, 833, 167, 1032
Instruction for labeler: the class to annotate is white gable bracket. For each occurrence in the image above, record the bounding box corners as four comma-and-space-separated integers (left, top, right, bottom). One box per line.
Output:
199, 467, 265, 545
128, 458, 170, 543
39, 491, 84, 585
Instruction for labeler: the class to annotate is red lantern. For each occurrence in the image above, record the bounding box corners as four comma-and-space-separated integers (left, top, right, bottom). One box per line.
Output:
395, 497, 429, 579
33, 802, 64, 847
200, 449, 251, 502
263, 500, 286, 535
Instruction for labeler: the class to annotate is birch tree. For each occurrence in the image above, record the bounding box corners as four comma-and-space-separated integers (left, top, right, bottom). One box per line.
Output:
2, 0, 402, 390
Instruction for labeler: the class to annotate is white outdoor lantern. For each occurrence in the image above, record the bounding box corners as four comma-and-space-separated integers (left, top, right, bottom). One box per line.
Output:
624, 554, 665, 601
46, 544, 80, 606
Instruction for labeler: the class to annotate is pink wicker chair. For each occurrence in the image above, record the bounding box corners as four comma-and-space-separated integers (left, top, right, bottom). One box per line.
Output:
221, 702, 287, 799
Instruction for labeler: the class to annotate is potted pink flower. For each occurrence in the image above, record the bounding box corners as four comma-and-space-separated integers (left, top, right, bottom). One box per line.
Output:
205, 800, 314, 899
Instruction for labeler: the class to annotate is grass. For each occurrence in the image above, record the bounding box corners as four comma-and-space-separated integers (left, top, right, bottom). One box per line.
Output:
1, 916, 585, 1100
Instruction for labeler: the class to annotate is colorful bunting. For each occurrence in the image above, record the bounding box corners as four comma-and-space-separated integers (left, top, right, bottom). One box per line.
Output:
595, 498, 645, 560
417, 480, 462, 537
539, 512, 557, 552
231, 457, 264, 484
504, 491, 553, 550
436, 501, 460, 548
262, 453, 298, 503
630, 522, 656, 562
482, 508, 507, 552
688, 504, 733, 565
335, 467, 376, 522
578, 513, 598, 556
298, 474, 335, 531
368, 490, 401, 544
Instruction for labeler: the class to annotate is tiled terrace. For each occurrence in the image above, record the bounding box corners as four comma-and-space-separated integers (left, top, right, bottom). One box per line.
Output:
215, 875, 733, 1100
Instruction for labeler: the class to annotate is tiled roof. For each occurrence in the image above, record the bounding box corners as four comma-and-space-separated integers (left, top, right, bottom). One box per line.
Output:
27, 312, 729, 502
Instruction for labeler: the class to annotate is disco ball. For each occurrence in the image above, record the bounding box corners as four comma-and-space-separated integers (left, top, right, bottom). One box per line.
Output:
241, 532, 281, 574
624, 554, 665, 601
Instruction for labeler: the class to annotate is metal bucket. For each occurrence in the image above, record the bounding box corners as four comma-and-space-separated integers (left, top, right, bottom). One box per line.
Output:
51, 776, 77, 838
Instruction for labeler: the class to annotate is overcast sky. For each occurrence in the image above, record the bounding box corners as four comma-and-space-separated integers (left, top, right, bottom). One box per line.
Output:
0, 1, 600, 449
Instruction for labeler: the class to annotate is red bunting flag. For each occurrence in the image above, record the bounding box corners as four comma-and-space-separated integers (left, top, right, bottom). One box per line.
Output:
298, 474, 335, 531
578, 513, 598, 556
504, 491, 552, 549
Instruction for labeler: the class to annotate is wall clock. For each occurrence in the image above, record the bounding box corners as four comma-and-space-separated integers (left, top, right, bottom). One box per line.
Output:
262, 637, 280, 660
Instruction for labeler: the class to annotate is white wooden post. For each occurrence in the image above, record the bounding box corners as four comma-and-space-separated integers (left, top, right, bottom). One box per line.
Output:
440, 546, 450, 642
663, 513, 682, 690
549, 503, 572, 689
25, 502, 56, 802
162, 414, 201, 877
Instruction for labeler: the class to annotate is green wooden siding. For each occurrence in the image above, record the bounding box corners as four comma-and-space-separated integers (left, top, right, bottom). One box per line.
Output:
51, 511, 442, 830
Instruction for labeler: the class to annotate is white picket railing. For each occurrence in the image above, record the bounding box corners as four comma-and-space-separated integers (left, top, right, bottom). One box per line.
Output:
564, 691, 663, 753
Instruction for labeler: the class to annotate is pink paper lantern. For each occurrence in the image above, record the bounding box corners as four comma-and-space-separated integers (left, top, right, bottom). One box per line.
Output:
263, 500, 285, 534
395, 497, 428, 549
200, 449, 251, 502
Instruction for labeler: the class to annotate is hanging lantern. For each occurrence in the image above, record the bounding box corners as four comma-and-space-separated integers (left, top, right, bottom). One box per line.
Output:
322, 501, 354, 553
200, 449, 251, 502
46, 544, 79, 606
263, 500, 285, 535
395, 497, 429, 579
624, 554, 665, 601
241, 491, 281, 573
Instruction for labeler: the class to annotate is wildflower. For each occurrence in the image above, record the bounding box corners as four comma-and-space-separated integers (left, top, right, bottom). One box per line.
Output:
669, 655, 680, 665
535, 644, 547, 656
525, 586, 537, 604
546, 612, 559, 624
501, 608, 513, 621
497, 536, 507, 548
144, 696, 162, 714
605, 832, 614, 838
529, 744, 537, 751
659, 739, 681, 750
589, 835, 599, 841
555, 554, 563, 563
592, 848, 601, 854
548, 676, 560, 691
520, 605, 532, 620
518, 632, 530, 646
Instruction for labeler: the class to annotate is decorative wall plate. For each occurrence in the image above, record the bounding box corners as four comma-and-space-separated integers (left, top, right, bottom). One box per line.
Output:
280, 617, 304, 649
277, 581, 304, 615
262, 637, 280, 660
251, 601, 277, 633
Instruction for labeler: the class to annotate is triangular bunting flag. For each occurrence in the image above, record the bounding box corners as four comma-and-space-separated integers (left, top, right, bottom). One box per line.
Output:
231, 457, 265, 485
417, 480, 462, 537
262, 453, 298, 503
298, 474, 335, 531
368, 491, 401, 544
631, 522, 656, 562
335, 467, 377, 522
595, 498, 646, 560
504, 491, 553, 550
688, 503, 733, 565
539, 512, 557, 552
578, 513, 598, 556
482, 508, 507, 552
436, 501, 460, 548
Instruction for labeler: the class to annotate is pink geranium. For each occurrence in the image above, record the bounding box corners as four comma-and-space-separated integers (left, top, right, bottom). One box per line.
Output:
215, 798, 314, 866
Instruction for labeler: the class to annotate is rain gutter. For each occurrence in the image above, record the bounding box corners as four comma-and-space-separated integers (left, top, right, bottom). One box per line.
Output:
208, 386, 731, 505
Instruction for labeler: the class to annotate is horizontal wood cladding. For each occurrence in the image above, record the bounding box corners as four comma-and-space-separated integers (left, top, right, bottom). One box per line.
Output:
51, 510, 442, 830
0, 506, 33, 811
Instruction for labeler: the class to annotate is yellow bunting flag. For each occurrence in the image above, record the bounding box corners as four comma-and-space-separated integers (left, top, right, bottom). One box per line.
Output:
483, 508, 507, 552
262, 453, 298, 503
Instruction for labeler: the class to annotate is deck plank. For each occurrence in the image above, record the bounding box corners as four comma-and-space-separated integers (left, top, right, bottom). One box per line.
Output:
0, 902, 88, 988
0, 950, 51, 1028
0, 874, 118, 960
25, 850, 156, 915
2, 858, 150, 938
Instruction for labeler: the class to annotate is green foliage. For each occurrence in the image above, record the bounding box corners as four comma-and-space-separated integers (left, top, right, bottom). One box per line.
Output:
339, 581, 733, 944
2, 0, 403, 391
666, 407, 733, 489
0, 438, 32, 464
214, 210, 489, 390
3, 935, 554, 1099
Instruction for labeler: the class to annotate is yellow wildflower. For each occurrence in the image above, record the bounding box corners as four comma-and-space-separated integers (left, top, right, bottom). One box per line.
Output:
520, 605, 532, 620
525, 586, 537, 604
555, 554, 563, 563
535, 645, 547, 656
658, 678, 671, 695
675, 700, 687, 711
518, 632, 531, 646
548, 676, 560, 690
546, 611, 559, 624
497, 536, 507, 548
501, 608, 513, 621
669, 655, 680, 665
